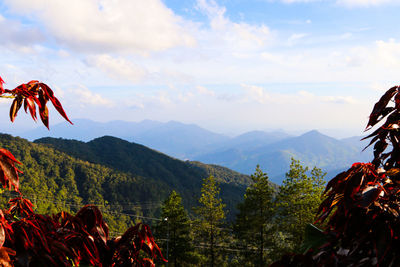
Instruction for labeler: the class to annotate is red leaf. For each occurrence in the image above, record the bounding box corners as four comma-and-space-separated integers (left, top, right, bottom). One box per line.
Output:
0, 149, 21, 165
366, 86, 398, 130
0, 151, 21, 191
27, 80, 39, 85
0, 247, 15, 267
39, 83, 73, 125
0, 76, 4, 94
9, 96, 23, 123
39, 104, 49, 129
0, 224, 5, 249
0, 159, 18, 191
23, 97, 37, 121
8, 197, 34, 216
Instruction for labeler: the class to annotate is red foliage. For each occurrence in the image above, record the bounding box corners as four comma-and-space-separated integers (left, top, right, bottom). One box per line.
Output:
0, 203, 165, 266
0, 149, 22, 192
0, 76, 72, 129
0, 76, 166, 266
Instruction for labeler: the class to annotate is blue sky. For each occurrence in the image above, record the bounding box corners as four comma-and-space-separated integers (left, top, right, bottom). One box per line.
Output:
0, 0, 399, 137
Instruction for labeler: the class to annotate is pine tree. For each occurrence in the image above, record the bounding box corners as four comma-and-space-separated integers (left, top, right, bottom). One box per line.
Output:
155, 190, 195, 266
234, 165, 275, 266
194, 175, 226, 267
275, 158, 326, 253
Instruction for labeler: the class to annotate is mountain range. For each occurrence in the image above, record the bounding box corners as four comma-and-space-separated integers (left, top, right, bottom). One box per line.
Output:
19, 119, 373, 184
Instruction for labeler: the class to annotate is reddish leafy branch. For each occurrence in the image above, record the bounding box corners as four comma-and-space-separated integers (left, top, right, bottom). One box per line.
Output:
0, 149, 22, 192
0, 76, 72, 129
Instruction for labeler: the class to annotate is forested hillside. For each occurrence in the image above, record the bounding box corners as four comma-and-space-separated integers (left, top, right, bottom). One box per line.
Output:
0, 134, 251, 232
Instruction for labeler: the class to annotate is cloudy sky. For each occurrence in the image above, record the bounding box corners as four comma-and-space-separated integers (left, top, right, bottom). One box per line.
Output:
0, 0, 399, 137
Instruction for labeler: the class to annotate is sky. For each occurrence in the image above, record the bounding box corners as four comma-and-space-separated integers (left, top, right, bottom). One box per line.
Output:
0, 0, 399, 138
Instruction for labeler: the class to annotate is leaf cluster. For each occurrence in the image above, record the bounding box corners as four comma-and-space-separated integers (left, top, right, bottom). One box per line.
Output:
0, 77, 72, 129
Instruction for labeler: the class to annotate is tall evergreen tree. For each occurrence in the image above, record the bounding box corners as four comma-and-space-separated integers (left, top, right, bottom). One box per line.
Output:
275, 158, 326, 253
234, 165, 275, 266
194, 175, 226, 267
155, 190, 195, 266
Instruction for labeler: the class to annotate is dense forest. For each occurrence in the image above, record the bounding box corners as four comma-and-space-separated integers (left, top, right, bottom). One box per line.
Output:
0, 134, 255, 231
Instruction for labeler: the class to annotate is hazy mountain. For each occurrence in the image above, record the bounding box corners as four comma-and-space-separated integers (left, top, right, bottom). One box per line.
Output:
22, 119, 230, 159
132, 121, 230, 159
23, 119, 375, 184
195, 130, 373, 184
207, 130, 292, 152
20, 119, 164, 142
22, 119, 295, 160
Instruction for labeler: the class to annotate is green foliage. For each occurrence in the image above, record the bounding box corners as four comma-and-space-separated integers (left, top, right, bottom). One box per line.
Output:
0, 134, 168, 232
234, 165, 276, 266
0, 133, 255, 235
194, 176, 227, 267
274, 158, 326, 253
36, 136, 253, 221
155, 191, 197, 266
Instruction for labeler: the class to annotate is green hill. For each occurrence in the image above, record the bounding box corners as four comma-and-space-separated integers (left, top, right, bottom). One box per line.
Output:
0, 134, 252, 230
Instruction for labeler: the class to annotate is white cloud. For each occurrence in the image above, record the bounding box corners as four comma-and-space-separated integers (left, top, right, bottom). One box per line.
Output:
121, 98, 145, 110
375, 39, 400, 67
337, 0, 398, 7
287, 33, 308, 46
68, 85, 114, 107
0, 13, 44, 51
4, 0, 195, 54
241, 85, 356, 105
196, 86, 215, 96
281, 0, 320, 3
85, 55, 147, 83
297, 91, 356, 104
241, 84, 271, 104
178, 92, 195, 102
322, 95, 356, 104
279, 0, 397, 5
342, 39, 400, 75
155, 91, 172, 106
369, 82, 395, 92
196, 0, 273, 52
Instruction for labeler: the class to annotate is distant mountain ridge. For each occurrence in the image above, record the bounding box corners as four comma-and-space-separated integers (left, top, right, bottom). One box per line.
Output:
22, 119, 231, 159
195, 130, 372, 183
23, 119, 373, 184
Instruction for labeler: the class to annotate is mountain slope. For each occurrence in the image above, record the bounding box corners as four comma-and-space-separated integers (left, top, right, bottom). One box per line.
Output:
0, 133, 255, 233
34, 136, 253, 219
